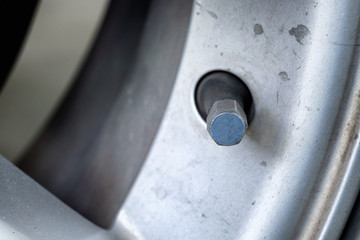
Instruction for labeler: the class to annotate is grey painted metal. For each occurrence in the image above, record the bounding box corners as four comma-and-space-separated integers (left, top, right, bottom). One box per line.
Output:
1, 0, 360, 239
116, 0, 360, 239
342, 191, 360, 239
0, 155, 113, 240
207, 99, 248, 146
195, 70, 253, 145
19, 0, 192, 229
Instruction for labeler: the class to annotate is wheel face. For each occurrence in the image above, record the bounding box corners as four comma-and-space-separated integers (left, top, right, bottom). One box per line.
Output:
118, 0, 360, 239
1, 0, 360, 239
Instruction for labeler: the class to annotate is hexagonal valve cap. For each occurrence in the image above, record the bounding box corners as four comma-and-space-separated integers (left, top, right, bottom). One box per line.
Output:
195, 71, 253, 146
207, 99, 248, 146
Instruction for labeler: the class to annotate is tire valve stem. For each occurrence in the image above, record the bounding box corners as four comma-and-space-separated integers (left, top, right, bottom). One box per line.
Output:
195, 71, 253, 146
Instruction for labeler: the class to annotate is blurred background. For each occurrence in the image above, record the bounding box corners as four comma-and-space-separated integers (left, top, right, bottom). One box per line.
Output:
0, 0, 108, 162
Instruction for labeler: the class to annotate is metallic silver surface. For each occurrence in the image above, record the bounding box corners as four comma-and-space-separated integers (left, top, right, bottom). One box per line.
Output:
117, 0, 360, 239
1, 0, 360, 239
19, 0, 193, 229
342, 190, 360, 239
207, 99, 248, 146
0, 155, 113, 240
